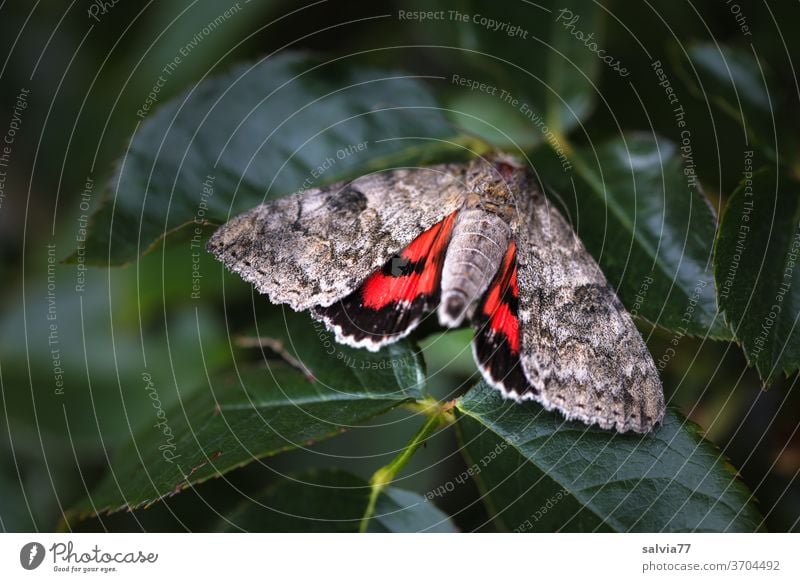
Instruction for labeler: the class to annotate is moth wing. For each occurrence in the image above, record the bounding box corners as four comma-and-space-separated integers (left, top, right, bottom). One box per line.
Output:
312, 212, 458, 351
207, 164, 467, 311
471, 240, 532, 397
514, 182, 665, 433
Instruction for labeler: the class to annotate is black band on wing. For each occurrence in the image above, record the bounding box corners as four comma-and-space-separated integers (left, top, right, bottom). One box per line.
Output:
311, 212, 458, 350
313, 294, 431, 347
472, 321, 533, 397
472, 240, 539, 399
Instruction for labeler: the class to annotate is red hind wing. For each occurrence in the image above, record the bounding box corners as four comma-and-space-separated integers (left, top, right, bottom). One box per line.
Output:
472, 240, 538, 399
312, 212, 457, 350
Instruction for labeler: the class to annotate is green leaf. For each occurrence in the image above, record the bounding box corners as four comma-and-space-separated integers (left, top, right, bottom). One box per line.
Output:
369, 484, 457, 533
218, 469, 455, 532
69, 51, 463, 266
417, 0, 604, 149
714, 166, 800, 383
0, 244, 231, 451
538, 133, 730, 339
677, 43, 776, 159
0, 469, 37, 532
68, 311, 425, 518
456, 382, 762, 532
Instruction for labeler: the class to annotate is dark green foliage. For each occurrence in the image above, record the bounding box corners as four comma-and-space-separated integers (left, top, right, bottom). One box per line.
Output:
4, 0, 799, 533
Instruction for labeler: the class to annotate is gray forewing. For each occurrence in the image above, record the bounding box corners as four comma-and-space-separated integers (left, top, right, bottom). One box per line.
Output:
207, 165, 467, 310
514, 179, 665, 433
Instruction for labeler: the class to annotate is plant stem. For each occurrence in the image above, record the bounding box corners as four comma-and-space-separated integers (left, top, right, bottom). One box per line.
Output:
359, 413, 445, 533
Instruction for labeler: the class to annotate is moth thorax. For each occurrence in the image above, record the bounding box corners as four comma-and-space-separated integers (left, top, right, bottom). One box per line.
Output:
438, 208, 511, 327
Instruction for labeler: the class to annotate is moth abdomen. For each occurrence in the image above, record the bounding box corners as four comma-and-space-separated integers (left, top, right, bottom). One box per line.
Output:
438, 208, 511, 327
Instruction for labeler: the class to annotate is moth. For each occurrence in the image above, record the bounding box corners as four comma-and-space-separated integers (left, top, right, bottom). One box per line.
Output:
207, 154, 665, 433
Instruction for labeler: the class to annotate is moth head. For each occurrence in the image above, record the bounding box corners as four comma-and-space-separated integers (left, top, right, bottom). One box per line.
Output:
466, 153, 528, 196
486, 151, 525, 172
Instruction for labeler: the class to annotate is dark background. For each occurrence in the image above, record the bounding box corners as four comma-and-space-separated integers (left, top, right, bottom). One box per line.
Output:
1, 0, 798, 532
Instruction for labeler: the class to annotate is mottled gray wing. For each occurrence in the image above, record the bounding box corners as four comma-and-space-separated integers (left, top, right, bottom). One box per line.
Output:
207, 165, 467, 311
514, 180, 665, 433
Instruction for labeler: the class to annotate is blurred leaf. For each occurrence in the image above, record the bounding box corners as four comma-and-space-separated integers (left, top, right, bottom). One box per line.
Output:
134, 0, 280, 93
68, 311, 425, 518
677, 43, 777, 161
0, 248, 229, 451
456, 382, 762, 532
426, 0, 604, 148
69, 51, 465, 266
218, 469, 455, 532
538, 133, 730, 339
369, 483, 457, 532
714, 167, 800, 383
456, 419, 608, 532
0, 234, 246, 523
0, 469, 37, 532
